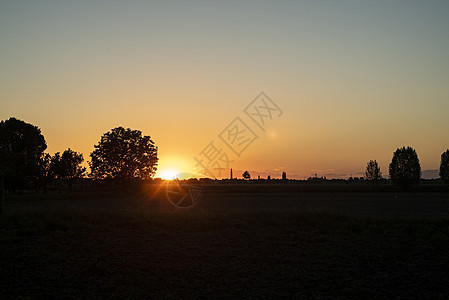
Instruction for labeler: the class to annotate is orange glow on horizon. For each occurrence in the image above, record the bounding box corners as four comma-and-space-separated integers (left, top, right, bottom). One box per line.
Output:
157, 168, 180, 180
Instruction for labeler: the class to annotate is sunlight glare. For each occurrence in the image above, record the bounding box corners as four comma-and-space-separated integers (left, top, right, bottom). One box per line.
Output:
159, 169, 179, 180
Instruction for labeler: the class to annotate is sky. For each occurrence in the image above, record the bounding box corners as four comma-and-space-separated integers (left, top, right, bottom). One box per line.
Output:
1, 0, 448, 179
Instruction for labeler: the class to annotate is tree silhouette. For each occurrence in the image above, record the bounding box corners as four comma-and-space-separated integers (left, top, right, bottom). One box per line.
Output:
51, 149, 85, 192
440, 149, 449, 185
389, 146, 421, 190
365, 160, 382, 184
90, 127, 158, 183
38, 153, 53, 193
0, 117, 47, 192
242, 170, 250, 179
282, 171, 287, 180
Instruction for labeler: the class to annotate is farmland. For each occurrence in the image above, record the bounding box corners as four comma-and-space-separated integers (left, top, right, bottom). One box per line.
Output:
1, 184, 449, 298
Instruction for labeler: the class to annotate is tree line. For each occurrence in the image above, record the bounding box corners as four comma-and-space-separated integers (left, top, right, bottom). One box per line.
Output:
239, 147, 449, 191
0, 117, 158, 195
366, 146, 449, 190
0, 117, 448, 198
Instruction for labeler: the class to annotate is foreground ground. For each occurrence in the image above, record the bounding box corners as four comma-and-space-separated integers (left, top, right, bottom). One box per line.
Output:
1, 189, 449, 298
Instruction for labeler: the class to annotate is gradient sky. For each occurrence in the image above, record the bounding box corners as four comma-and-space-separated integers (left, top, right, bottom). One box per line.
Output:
1, 0, 448, 179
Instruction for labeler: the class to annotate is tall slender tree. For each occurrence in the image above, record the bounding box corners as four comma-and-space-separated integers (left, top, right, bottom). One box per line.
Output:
440, 149, 449, 185
365, 160, 382, 182
365, 160, 382, 191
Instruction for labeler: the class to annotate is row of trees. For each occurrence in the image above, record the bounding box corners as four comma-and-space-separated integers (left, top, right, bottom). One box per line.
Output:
240, 171, 287, 181
0, 118, 87, 193
365, 146, 449, 190
0, 117, 159, 194
1, 117, 448, 196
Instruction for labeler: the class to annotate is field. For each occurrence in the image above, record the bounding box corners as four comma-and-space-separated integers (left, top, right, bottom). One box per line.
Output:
1, 184, 449, 299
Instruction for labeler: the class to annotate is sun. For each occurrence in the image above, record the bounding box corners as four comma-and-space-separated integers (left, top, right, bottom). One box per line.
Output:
159, 169, 179, 180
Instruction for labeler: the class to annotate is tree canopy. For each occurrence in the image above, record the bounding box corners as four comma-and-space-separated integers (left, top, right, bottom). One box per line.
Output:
389, 146, 421, 190
365, 160, 382, 183
90, 127, 158, 182
0, 117, 47, 191
51, 149, 85, 192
